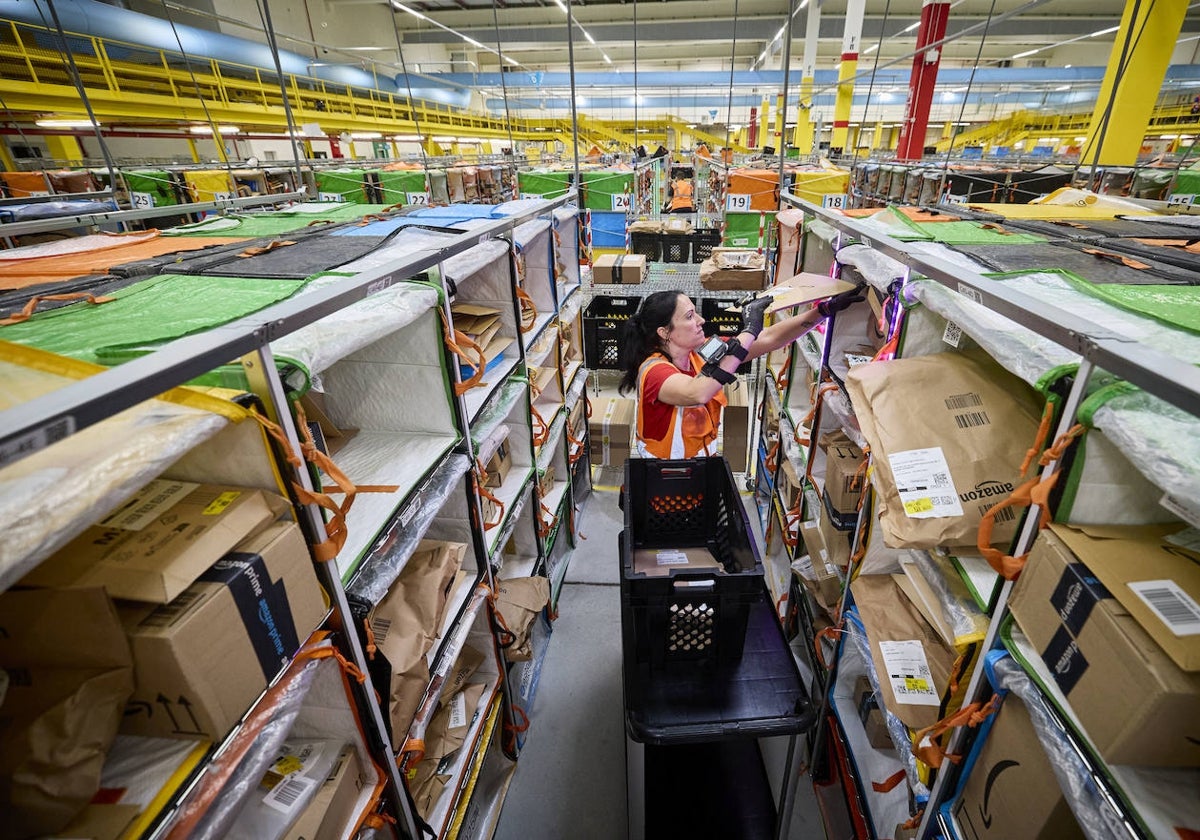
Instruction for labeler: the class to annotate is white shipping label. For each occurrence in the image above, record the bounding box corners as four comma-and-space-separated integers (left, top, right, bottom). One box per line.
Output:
99, 479, 199, 531
942, 320, 963, 348
1165, 526, 1200, 553
878, 639, 941, 706
1128, 580, 1200, 637
888, 447, 963, 519
956, 283, 982, 304
448, 690, 469, 730
1160, 493, 1200, 530
262, 774, 316, 814
655, 549, 690, 566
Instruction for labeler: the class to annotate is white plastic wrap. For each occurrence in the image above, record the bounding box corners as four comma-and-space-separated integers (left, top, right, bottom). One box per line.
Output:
834, 243, 909, 293
905, 278, 1079, 388
492, 197, 551, 217
513, 218, 551, 249
334, 228, 459, 275
272, 278, 440, 393
0, 367, 230, 590
442, 239, 511, 287
0, 231, 158, 260
1091, 390, 1200, 522
471, 378, 528, 451
991, 655, 1133, 840
906, 551, 989, 646
564, 365, 587, 411
806, 217, 840, 245
346, 454, 472, 605
558, 287, 584, 325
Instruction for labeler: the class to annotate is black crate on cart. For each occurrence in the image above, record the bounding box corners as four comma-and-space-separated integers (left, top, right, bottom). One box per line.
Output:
661, 233, 691, 263
584, 294, 641, 371
630, 231, 662, 261
700, 298, 742, 338
691, 228, 723, 263
621, 457, 764, 667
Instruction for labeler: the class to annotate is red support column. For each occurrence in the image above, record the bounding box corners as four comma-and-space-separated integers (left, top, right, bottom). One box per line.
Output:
895, 0, 951, 162
748, 107, 759, 149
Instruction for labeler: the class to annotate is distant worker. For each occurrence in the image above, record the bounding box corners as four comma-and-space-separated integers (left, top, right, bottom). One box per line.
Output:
721, 146, 734, 165
695, 143, 712, 160
664, 174, 694, 213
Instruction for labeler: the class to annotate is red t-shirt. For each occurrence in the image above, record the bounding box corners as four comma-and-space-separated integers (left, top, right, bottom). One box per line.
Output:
639, 354, 693, 443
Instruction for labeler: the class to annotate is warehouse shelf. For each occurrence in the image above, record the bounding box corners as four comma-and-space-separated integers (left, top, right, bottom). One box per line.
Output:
447, 699, 514, 840
486, 474, 536, 563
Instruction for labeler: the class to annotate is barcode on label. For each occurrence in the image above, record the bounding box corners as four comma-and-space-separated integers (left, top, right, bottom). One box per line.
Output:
141, 590, 204, 628
369, 615, 392, 643
957, 283, 982, 304
944, 393, 983, 410
1129, 580, 1200, 637
263, 775, 314, 814
953, 411, 991, 429
0, 416, 77, 469
942, 320, 963, 348
982, 504, 1016, 523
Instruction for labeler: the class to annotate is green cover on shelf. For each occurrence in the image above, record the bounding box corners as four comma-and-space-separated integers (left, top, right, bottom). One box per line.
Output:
315, 169, 371, 203
580, 170, 634, 210
1063, 279, 1200, 334
0, 273, 307, 366
122, 170, 178, 207
163, 204, 391, 237
723, 211, 775, 248
1172, 167, 1200, 197
908, 220, 1047, 246
518, 170, 571, 199
374, 170, 428, 204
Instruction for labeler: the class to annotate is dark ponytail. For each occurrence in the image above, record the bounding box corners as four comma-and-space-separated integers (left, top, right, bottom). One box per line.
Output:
617, 290, 682, 395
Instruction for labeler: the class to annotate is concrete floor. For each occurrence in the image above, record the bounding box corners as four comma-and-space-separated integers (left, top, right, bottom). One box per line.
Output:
494, 481, 824, 840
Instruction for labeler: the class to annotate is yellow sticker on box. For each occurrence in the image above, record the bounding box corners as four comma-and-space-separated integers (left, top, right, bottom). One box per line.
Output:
203, 491, 241, 515
905, 676, 931, 693
904, 497, 934, 515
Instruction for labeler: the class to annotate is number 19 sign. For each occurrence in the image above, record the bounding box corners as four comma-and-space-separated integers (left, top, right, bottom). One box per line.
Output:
726, 193, 751, 212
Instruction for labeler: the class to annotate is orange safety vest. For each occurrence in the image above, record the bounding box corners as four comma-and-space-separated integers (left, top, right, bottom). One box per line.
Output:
636, 352, 727, 459
667, 180, 694, 212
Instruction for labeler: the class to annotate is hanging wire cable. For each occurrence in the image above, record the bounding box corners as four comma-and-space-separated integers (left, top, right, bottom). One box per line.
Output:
255, 0, 307, 190
778, 0, 800, 193
32, 1, 117, 187
490, 0, 517, 169
389, 8, 432, 177
849, 0, 892, 176
723, 0, 742, 154
938, 0, 997, 193
158, 0, 237, 186
632, 0, 638, 151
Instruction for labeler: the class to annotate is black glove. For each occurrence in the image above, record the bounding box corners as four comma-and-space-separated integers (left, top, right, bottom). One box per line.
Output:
816, 285, 867, 318
740, 295, 773, 337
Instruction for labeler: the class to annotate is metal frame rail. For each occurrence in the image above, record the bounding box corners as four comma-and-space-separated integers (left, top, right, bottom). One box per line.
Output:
781, 192, 1200, 840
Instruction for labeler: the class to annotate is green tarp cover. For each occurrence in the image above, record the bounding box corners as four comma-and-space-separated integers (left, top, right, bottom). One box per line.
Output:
580, 170, 634, 210
315, 169, 371, 203
907, 220, 1046, 246
123, 170, 178, 207
518, 171, 572, 199
0, 273, 306, 365
374, 171, 428, 204
1172, 168, 1200, 196
162, 204, 391, 238
1063, 279, 1200, 335
723, 211, 775, 248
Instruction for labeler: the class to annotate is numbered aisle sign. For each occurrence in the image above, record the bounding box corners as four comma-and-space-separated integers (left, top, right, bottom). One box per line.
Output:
131, 192, 156, 209
520, 192, 544, 200
1168, 193, 1196, 207
212, 191, 235, 202
406, 191, 430, 205
318, 192, 345, 203
726, 193, 751, 212
821, 193, 847, 209
611, 193, 631, 212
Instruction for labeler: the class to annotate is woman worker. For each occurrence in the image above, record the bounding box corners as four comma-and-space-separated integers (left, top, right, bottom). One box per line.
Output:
618, 288, 863, 459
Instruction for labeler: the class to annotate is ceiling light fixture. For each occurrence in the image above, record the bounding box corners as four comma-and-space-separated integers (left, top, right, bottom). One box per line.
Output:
390, 0, 524, 70
902, 22, 919, 33
190, 124, 239, 134
863, 44, 879, 54
350, 132, 383, 139
36, 118, 98, 128
1012, 48, 1039, 59
1090, 26, 1119, 37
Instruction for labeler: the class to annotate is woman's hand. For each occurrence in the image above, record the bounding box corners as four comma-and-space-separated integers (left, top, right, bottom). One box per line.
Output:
816, 285, 868, 317
740, 295, 773, 337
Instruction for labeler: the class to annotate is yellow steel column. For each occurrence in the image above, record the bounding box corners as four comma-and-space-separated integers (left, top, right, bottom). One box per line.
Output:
0, 139, 16, 171
186, 138, 202, 163
773, 93, 784, 152
874, 120, 885, 152
795, 0, 821, 155
1081, 0, 1187, 165
44, 134, 84, 165
758, 94, 770, 152
941, 121, 953, 141
832, 0, 866, 152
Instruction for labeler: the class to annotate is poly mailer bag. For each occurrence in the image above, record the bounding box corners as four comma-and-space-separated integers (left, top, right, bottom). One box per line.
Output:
0, 588, 135, 839
845, 350, 1043, 550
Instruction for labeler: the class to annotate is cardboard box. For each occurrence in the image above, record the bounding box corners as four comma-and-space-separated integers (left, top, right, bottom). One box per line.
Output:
825, 442, 865, 515
763, 272, 857, 314
952, 693, 1086, 840
628, 219, 663, 233
818, 430, 853, 454
799, 519, 841, 613
283, 746, 369, 840
863, 705, 892, 750
780, 458, 804, 512
537, 462, 556, 498
632, 546, 721, 578
589, 397, 635, 466
120, 522, 327, 740
300, 392, 357, 457
722, 383, 750, 471
699, 250, 767, 291
817, 506, 852, 570
593, 253, 647, 285
1008, 527, 1200, 766
484, 437, 512, 488
568, 396, 586, 437
23, 481, 290, 603
1050, 522, 1200, 672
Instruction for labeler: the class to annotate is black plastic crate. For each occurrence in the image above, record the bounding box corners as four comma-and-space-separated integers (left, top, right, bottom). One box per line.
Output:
621, 457, 764, 666
701, 298, 742, 338
691, 228, 723, 263
583, 294, 641, 371
661, 233, 691, 263
630, 231, 662, 261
